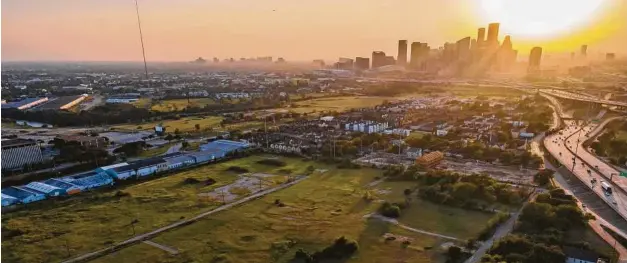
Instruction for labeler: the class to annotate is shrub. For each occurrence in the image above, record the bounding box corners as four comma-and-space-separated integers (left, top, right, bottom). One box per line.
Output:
226, 166, 249, 173
114, 190, 131, 197
379, 202, 401, 218
183, 178, 200, 184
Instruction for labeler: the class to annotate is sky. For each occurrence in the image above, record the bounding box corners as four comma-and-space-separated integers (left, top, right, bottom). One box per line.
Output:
2, 0, 626, 62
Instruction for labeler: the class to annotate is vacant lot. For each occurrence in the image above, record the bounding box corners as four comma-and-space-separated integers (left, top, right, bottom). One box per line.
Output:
1, 156, 310, 263
93, 169, 486, 262
113, 116, 223, 133
151, 98, 217, 112
291, 96, 394, 114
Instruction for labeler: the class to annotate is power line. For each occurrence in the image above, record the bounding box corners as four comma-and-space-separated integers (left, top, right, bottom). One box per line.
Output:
134, 0, 149, 84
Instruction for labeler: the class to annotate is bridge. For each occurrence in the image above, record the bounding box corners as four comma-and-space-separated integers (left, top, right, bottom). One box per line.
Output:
539, 89, 627, 108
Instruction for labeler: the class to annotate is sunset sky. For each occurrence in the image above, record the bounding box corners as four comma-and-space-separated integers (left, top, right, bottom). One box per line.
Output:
2, 0, 626, 62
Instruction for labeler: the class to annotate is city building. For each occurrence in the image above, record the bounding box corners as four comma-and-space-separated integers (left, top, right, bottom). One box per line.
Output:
335, 57, 354, 70
416, 151, 444, 167
456, 37, 471, 61
1, 138, 45, 170
580, 45, 588, 57
487, 23, 500, 46
410, 42, 429, 69
1, 186, 47, 204
384, 56, 396, 66
355, 57, 370, 70
106, 95, 140, 104
528, 47, 543, 73
606, 53, 616, 60
397, 40, 408, 66
372, 51, 387, 69
477, 27, 486, 47
23, 182, 66, 197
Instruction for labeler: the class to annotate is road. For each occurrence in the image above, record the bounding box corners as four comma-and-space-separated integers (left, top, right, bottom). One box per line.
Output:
61, 175, 309, 263
163, 142, 182, 155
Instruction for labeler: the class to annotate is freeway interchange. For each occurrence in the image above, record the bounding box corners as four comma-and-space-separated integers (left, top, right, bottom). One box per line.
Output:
544, 119, 627, 221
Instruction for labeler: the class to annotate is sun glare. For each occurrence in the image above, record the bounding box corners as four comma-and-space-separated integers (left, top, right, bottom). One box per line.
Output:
478, 0, 607, 39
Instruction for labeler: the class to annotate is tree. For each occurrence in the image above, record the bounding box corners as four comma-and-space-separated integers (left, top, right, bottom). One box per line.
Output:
451, 182, 477, 201
447, 246, 463, 261
181, 141, 190, 149
174, 128, 181, 135
195, 123, 201, 132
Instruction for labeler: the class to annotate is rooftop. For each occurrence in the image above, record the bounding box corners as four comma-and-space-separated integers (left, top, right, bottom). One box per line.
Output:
1, 138, 38, 148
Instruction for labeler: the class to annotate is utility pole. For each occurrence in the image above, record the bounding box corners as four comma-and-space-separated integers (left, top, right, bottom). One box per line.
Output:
134, 0, 150, 94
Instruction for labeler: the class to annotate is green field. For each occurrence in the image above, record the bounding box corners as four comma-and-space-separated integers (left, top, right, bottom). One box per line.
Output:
151, 98, 217, 112
372, 181, 495, 239
290, 96, 395, 114
131, 98, 152, 109
113, 116, 223, 133
1, 156, 310, 263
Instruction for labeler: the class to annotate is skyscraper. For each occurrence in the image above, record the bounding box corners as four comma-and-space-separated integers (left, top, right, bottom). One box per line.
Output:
355, 57, 370, 70
372, 51, 387, 68
397, 40, 408, 66
410, 42, 430, 69
528, 47, 543, 72
477, 27, 486, 47
456, 37, 471, 60
606, 53, 616, 60
580, 45, 588, 57
385, 56, 396, 66
336, 57, 354, 70
487, 23, 500, 46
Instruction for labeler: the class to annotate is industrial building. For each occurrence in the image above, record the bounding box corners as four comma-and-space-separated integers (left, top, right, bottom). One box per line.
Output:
1, 138, 45, 170
1, 97, 49, 110
416, 151, 444, 167
344, 121, 389, 134
1, 139, 249, 207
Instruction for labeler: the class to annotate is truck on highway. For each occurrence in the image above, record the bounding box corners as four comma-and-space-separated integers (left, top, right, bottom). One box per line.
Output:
601, 182, 612, 195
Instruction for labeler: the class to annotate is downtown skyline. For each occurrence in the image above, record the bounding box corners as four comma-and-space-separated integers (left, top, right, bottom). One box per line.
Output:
2, 0, 627, 62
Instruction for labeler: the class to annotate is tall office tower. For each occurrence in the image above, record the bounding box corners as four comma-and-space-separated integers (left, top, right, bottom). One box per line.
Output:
470, 39, 477, 50
410, 42, 422, 67
384, 56, 396, 66
397, 40, 408, 66
477, 27, 486, 47
372, 51, 387, 68
487, 23, 500, 46
496, 36, 515, 71
456, 37, 471, 60
528, 47, 543, 72
336, 57, 354, 70
312, 59, 326, 68
355, 57, 370, 70
580, 45, 588, 57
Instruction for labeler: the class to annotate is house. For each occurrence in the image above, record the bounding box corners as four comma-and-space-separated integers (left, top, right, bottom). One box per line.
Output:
1, 186, 47, 204
23, 182, 66, 197
563, 246, 600, 263
1, 193, 20, 207
43, 179, 82, 195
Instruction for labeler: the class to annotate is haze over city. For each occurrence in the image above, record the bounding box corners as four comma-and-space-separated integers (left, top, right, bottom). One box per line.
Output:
2, 1, 627, 263
2, 0, 627, 61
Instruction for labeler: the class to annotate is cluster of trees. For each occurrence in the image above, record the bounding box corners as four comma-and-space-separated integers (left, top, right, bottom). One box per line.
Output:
378, 201, 405, 218
590, 121, 627, 167
3, 104, 158, 127
533, 169, 555, 186
112, 141, 147, 157
292, 236, 359, 263
416, 171, 529, 209
256, 159, 287, 167
50, 138, 112, 164
483, 189, 594, 263
517, 96, 553, 134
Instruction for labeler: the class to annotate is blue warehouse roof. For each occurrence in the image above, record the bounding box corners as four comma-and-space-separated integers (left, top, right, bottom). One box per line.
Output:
2, 187, 42, 199
113, 157, 166, 173
24, 182, 63, 194
43, 179, 80, 190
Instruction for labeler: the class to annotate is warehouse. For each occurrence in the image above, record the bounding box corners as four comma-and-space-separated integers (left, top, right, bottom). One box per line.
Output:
162, 152, 196, 170
24, 182, 66, 197
200, 139, 249, 153
102, 158, 168, 180
1, 186, 47, 204
61, 171, 114, 190
186, 151, 216, 164
1, 194, 19, 207
43, 179, 82, 195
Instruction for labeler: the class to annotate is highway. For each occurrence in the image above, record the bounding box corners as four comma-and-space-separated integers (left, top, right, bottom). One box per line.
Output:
540, 89, 627, 108
544, 120, 627, 221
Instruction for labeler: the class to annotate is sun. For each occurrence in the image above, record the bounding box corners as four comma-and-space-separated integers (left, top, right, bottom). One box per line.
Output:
477, 0, 608, 39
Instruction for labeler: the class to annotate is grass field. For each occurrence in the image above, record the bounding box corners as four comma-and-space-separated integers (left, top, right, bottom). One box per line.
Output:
372, 181, 495, 239
139, 143, 175, 158
290, 96, 395, 114
1, 156, 311, 263
113, 116, 223, 133
151, 98, 217, 112
131, 98, 152, 109
92, 169, 489, 263
616, 131, 627, 142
